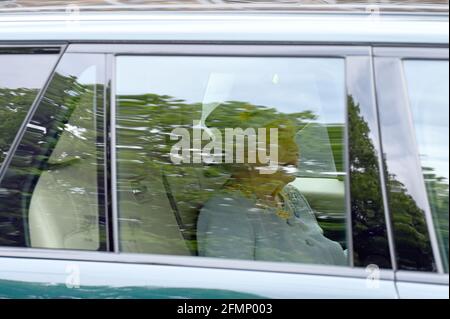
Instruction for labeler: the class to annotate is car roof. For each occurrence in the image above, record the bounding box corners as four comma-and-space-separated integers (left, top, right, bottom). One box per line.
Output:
0, 0, 449, 13
0, 1, 448, 45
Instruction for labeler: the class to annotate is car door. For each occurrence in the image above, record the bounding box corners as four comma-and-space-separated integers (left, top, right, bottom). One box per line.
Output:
374, 47, 449, 299
0, 44, 398, 299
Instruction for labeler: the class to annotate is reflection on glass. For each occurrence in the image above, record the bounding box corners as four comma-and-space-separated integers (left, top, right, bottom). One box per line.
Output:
0, 53, 58, 166
349, 97, 392, 268
376, 58, 435, 271
0, 54, 107, 251
116, 56, 348, 266
346, 57, 392, 269
346, 56, 392, 269
404, 60, 449, 273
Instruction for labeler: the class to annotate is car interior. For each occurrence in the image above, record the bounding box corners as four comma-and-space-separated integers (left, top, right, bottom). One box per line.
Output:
22, 64, 347, 259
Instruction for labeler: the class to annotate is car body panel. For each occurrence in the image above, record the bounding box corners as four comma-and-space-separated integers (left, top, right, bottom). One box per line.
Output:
395, 271, 449, 299
0, 12, 448, 44
396, 282, 449, 299
0, 256, 398, 299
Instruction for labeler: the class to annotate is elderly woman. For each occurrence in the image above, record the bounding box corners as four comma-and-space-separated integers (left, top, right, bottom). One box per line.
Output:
196, 116, 347, 266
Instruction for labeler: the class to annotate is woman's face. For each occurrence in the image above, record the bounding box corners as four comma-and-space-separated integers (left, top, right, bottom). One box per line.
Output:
240, 121, 300, 187
218, 113, 301, 195
273, 125, 299, 184
278, 125, 300, 165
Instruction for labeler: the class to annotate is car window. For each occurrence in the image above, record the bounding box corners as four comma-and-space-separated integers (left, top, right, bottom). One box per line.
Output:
403, 60, 449, 273
0, 52, 58, 167
376, 57, 436, 272
0, 53, 108, 251
347, 57, 392, 269
115, 56, 349, 266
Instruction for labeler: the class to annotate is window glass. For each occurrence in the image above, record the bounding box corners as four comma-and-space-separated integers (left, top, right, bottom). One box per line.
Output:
0, 54, 107, 251
116, 56, 348, 266
404, 60, 449, 273
347, 57, 392, 269
0, 53, 58, 166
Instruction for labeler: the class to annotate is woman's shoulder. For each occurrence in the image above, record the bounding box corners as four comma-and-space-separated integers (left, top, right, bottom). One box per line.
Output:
283, 184, 312, 209
200, 190, 256, 214
197, 190, 256, 239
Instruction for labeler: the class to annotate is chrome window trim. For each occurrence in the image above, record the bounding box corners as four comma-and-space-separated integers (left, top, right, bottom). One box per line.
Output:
396, 271, 449, 285
66, 44, 370, 56
104, 53, 115, 252
2, 11, 448, 21
0, 44, 63, 51
0, 4, 449, 14
369, 48, 398, 271
110, 53, 120, 254
373, 47, 449, 58
0, 247, 395, 281
344, 59, 354, 268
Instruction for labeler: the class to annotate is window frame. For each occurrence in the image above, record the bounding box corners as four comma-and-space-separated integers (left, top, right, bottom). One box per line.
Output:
0, 43, 397, 280
106, 43, 386, 272
0, 46, 113, 251
0, 44, 64, 177
373, 46, 449, 279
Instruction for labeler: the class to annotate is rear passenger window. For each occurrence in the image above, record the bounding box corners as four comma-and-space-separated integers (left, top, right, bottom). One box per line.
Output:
0, 51, 58, 167
404, 60, 449, 272
0, 53, 107, 251
115, 56, 349, 266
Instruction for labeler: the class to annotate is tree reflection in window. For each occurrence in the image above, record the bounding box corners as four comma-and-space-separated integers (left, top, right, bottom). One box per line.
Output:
0, 54, 107, 251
